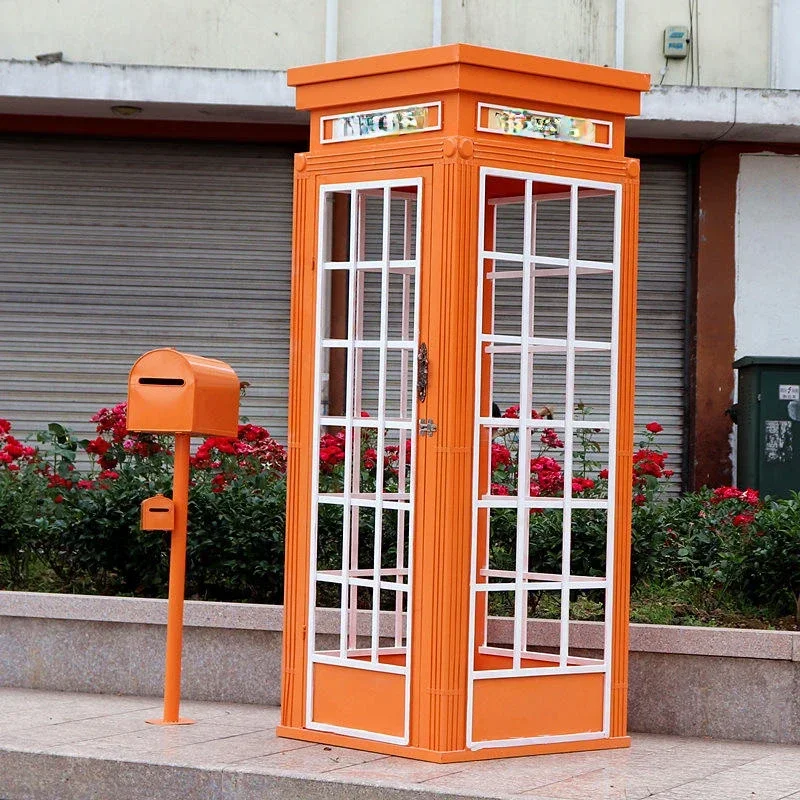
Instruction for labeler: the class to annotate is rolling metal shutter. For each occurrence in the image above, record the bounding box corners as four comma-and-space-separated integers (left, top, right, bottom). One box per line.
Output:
0, 136, 294, 444
0, 143, 688, 487
493, 159, 689, 490
635, 159, 689, 491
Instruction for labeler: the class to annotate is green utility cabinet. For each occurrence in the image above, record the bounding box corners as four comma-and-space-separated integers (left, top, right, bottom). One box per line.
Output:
733, 357, 800, 498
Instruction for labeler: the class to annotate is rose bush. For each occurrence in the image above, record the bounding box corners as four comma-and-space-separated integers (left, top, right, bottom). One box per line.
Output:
0, 406, 798, 626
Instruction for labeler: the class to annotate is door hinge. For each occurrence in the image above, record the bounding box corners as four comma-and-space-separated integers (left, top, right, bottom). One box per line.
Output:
418, 418, 437, 437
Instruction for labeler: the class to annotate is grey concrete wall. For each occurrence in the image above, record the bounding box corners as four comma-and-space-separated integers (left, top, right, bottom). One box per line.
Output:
629, 651, 800, 745
0, 616, 285, 706
2, 592, 798, 744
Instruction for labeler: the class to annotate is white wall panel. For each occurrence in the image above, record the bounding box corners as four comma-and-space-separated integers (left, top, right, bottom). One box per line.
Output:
735, 153, 800, 359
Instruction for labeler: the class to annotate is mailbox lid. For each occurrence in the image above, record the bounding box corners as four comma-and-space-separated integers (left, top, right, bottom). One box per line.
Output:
127, 349, 240, 436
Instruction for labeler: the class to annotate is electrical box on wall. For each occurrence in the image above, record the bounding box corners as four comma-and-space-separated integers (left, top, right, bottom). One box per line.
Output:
664, 26, 689, 58
733, 357, 800, 499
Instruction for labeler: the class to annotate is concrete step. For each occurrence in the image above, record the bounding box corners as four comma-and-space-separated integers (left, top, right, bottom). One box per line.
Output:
2, 688, 799, 800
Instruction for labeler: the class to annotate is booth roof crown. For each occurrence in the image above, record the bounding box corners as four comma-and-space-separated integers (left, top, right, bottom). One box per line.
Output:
287, 43, 650, 120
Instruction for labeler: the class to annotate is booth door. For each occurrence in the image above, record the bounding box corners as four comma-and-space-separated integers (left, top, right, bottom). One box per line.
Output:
306, 178, 422, 745
469, 168, 622, 749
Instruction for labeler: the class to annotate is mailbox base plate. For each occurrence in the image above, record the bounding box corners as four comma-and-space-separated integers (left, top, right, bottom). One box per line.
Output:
145, 717, 196, 726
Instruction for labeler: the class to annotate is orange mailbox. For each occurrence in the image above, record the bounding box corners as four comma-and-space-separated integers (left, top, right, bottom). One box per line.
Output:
127, 348, 240, 726
140, 494, 175, 531
280, 44, 650, 763
127, 348, 239, 437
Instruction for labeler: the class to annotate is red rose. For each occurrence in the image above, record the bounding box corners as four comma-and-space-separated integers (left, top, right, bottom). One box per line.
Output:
572, 477, 595, 494
540, 429, 564, 449
4, 439, 24, 459
742, 488, 759, 506
491, 443, 512, 469
646, 422, 663, 434
85, 437, 110, 457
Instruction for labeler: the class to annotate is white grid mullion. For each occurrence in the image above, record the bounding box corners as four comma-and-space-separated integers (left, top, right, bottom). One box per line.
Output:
311, 653, 406, 676
470, 730, 606, 751
402, 178, 423, 744
305, 189, 333, 728
558, 184, 580, 668
341, 189, 361, 658
482, 196, 499, 657
473, 665, 606, 680
468, 170, 489, 748
512, 178, 534, 671
520, 194, 539, 655
395, 196, 413, 646
348, 194, 368, 651
371, 187, 392, 663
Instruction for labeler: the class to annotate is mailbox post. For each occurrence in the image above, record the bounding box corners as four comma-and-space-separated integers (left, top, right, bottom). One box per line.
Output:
127, 348, 240, 725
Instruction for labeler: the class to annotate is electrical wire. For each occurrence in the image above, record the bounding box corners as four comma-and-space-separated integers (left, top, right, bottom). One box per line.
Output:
699, 88, 738, 152
659, 56, 670, 86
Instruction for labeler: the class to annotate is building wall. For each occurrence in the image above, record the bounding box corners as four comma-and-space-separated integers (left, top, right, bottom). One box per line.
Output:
691, 145, 800, 489
625, 0, 771, 88
0, 0, 779, 88
735, 154, 800, 359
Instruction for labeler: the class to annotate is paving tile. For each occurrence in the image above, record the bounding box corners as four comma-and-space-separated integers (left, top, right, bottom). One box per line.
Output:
175, 704, 281, 730
633, 755, 800, 800
0, 689, 155, 740
147, 729, 315, 768
233, 742, 389, 775
3, 713, 160, 747
417, 756, 604, 798
175, 698, 276, 722
661, 737, 785, 761
521, 768, 676, 800
628, 732, 687, 753
48, 721, 264, 757
325, 754, 469, 786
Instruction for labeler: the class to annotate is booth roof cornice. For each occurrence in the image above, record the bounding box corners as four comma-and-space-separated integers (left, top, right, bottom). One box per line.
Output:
287, 43, 651, 96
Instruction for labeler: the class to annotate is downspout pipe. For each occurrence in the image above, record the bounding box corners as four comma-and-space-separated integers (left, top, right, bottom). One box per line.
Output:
433, 0, 442, 46
615, 0, 625, 69
326, 0, 338, 62
770, 0, 781, 88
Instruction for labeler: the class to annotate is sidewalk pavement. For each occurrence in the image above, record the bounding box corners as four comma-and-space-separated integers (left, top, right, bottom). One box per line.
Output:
1, 687, 799, 800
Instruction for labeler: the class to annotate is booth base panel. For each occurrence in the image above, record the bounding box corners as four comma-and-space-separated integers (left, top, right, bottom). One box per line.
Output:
275, 726, 630, 763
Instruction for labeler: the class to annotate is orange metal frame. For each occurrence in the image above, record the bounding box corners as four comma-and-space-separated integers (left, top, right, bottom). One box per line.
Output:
280, 44, 649, 762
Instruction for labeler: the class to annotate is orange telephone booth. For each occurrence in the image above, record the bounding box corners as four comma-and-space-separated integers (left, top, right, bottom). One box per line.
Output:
279, 44, 649, 762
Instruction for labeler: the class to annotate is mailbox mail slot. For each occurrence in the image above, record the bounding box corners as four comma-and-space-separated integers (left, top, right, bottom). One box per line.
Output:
141, 494, 176, 531
127, 348, 240, 437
